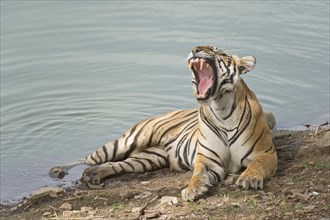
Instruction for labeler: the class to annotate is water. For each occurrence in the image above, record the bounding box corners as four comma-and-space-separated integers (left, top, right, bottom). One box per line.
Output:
1, 1, 329, 202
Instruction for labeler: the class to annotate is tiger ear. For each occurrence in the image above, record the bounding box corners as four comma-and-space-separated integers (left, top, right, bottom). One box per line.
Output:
233, 55, 256, 75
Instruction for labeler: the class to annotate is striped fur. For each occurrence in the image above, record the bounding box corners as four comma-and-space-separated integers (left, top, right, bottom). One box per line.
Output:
49, 46, 277, 201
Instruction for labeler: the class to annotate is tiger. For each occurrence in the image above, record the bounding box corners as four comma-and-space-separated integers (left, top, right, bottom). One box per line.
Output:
49, 46, 277, 202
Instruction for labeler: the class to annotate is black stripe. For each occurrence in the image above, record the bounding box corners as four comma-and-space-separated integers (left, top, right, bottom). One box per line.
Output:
265, 144, 275, 153
95, 151, 102, 163
111, 165, 118, 174
123, 119, 153, 159
206, 166, 221, 182
102, 145, 108, 162
176, 133, 189, 157
158, 114, 198, 145
131, 157, 159, 169
200, 108, 227, 144
123, 143, 136, 159
222, 94, 237, 120
122, 161, 135, 172
90, 155, 98, 164
154, 110, 196, 135
197, 152, 223, 169
200, 161, 221, 183
240, 128, 265, 165
177, 156, 190, 171
198, 140, 220, 160
241, 111, 261, 146
229, 96, 253, 146
190, 141, 197, 166
118, 162, 125, 172
131, 159, 147, 171
112, 140, 119, 161
143, 149, 167, 162
124, 124, 138, 146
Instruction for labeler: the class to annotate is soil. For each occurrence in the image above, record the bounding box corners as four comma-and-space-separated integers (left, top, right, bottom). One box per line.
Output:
1, 128, 329, 220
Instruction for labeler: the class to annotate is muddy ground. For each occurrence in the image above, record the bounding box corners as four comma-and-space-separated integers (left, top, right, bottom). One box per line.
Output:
1, 128, 329, 220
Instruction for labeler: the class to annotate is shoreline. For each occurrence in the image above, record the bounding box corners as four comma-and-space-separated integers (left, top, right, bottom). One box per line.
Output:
1, 127, 329, 219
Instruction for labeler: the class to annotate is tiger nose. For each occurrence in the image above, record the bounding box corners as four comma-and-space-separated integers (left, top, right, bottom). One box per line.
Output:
192, 47, 200, 55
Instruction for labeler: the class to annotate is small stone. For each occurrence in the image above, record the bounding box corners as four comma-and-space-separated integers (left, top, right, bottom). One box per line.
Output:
308, 161, 315, 166
62, 211, 74, 217
141, 181, 151, 185
42, 211, 52, 216
81, 206, 93, 212
309, 191, 319, 196
284, 212, 294, 216
60, 202, 72, 211
134, 191, 152, 199
158, 215, 168, 220
10, 206, 17, 212
88, 210, 95, 215
131, 207, 142, 213
160, 196, 179, 206
143, 211, 160, 219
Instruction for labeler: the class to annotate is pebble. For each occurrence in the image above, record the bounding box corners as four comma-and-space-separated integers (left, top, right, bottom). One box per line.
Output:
42, 211, 52, 216
59, 202, 72, 211
81, 206, 94, 212
160, 196, 179, 206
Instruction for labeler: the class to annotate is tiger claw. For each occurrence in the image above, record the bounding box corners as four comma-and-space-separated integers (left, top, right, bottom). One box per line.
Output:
235, 173, 263, 190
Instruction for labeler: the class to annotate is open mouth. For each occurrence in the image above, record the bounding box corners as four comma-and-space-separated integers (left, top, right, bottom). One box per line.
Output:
188, 58, 216, 100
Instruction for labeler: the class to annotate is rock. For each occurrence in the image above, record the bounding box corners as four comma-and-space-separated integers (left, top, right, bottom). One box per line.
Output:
141, 181, 151, 185
134, 191, 152, 199
62, 210, 87, 217
131, 207, 142, 213
62, 211, 74, 217
143, 210, 160, 219
160, 196, 178, 206
42, 211, 52, 217
30, 187, 63, 200
59, 202, 72, 211
309, 191, 319, 196
120, 191, 134, 200
81, 206, 94, 212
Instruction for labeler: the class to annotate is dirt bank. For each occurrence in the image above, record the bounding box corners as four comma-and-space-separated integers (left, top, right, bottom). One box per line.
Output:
1, 128, 329, 220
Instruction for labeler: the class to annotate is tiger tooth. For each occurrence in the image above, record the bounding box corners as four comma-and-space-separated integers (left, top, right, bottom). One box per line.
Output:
206, 63, 210, 68
202, 91, 206, 97
189, 62, 193, 70
194, 92, 198, 97
200, 59, 205, 70
189, 59, 194, 70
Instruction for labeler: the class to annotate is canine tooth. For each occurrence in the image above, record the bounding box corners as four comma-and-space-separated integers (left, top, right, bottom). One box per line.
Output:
202, 91, 206, 96
206, 63, 210, 68
194, 92, 198, 97
189, 59, 195, 70
200, 59, 205, 70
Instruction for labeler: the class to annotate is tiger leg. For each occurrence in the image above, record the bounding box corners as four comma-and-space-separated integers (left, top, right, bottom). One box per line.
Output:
49, 118, 155, 179
236, 147, 277, 190
82, 146, 168, 186
181, 153, 227, 201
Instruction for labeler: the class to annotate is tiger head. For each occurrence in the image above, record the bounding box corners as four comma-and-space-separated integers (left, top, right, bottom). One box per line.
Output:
187, 46, 256, 102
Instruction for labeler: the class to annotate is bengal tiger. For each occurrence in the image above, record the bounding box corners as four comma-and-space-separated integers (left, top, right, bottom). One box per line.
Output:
49, 46, 277, 201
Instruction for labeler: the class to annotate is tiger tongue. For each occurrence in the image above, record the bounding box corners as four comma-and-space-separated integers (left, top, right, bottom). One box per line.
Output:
198, 71, 213, 96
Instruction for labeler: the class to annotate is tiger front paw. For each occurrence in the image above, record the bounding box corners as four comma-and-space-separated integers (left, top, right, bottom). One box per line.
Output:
181, 176, 210, 202
235, 172, 263, 190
